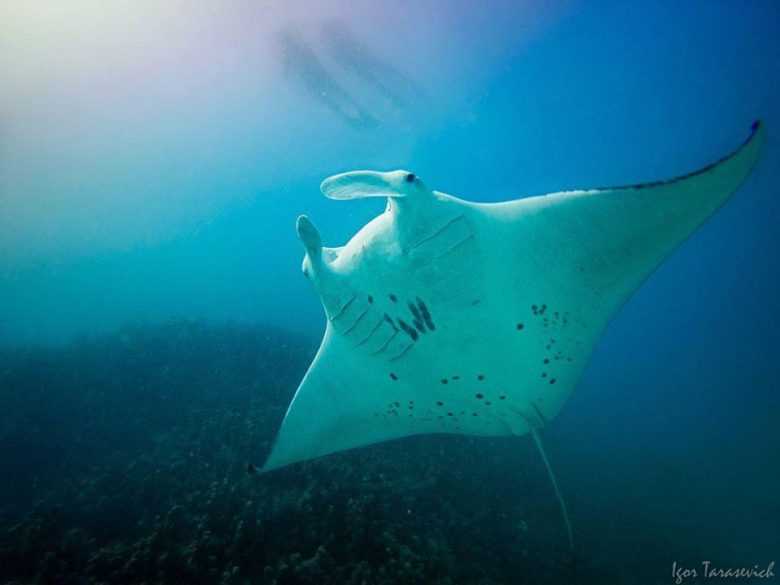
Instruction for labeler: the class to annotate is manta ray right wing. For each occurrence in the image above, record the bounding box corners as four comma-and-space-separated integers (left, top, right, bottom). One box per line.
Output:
485, 121, 764, 325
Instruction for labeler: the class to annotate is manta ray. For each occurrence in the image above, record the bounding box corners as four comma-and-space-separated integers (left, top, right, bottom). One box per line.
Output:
261, 122, 763, 548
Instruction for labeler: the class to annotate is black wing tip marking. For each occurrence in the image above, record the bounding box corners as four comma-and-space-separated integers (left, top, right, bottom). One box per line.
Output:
598, 120, 763, 192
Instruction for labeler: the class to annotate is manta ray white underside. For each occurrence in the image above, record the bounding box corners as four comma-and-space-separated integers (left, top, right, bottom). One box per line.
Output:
263, 122, 763, 473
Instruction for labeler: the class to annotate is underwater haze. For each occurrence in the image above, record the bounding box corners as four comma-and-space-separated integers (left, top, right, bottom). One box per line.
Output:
1, 1, 778, 584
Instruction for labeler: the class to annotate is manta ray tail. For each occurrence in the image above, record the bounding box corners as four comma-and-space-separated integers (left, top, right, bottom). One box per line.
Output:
531, 429, 577, 580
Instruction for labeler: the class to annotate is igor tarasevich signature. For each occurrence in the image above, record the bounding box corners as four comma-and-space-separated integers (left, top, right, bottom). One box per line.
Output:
672, 561, 775, 584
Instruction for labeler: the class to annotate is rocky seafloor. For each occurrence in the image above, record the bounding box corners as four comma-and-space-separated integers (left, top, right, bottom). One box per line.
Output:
0, 321, 619, 584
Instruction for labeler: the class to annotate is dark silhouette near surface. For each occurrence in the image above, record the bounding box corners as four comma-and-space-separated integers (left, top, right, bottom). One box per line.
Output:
275, 27, 377, 129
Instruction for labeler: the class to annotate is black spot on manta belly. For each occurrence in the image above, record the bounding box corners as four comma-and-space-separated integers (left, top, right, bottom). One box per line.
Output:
384, 313, 399, 331
397, 318, 419, 341
389, 294, 398, 302
416, 299, 435, 331
417, 298, 431, 317
389, 373, 398, 381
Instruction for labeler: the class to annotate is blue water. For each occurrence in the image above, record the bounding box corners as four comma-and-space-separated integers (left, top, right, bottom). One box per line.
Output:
0, 2, 778, 583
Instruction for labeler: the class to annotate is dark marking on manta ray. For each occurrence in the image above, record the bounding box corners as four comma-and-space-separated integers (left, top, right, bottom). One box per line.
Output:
533, 403, 548, 425
383, 313, 398, 331
541, 372, 547, 378
475, 393, 484, 399
477, 374, 485, 381
368, 295, 373, 304
416, 297, 431, 318
549, 378, 557, 385
397, 318, 419, 341
416, 298, 436, 330
516, 323, 524, 330
499, 395, 506, 400
543, 358, 550, 364
485, 401, 491, 406
441, 379, 448, 385
596, 120, 762, 192
413, 319, 426, 333
408, 301, 423, 321
452, 375, 460, 380
389, 373, 398, 381
437, 401, 443, 406
389, 294, 398, 302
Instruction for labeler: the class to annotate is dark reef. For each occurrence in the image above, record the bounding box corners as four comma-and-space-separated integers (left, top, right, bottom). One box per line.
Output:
0, 321, 616, 584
